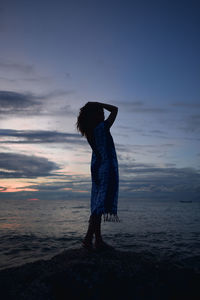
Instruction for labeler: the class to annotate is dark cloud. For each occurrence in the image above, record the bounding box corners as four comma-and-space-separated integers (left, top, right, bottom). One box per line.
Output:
0, 90, 43, 115
164, 102, 200, 134
0, 129, 86, 145
1, 163, 199, 201
0, 151, 199, 200
115, 143, 175, 157
0, 170, 91, 199
118, 164, 200, 200
0, 75, 52, 84
119, 162, 156, 169
113, 100, 168, 114
120, 162, 197, 176
171, 102, 200, 108
0, 61, 34, 74
0, 59, 73, 85
0, 186, 7, 192
0, 77, 17, 83
43, 89, 74, 99
0, 90, 41, 105
0, 153, 59, 178
182, 114, 200, 133
0, 90, 75, 116
25, 176, 91, 193
116, 125, 170, 140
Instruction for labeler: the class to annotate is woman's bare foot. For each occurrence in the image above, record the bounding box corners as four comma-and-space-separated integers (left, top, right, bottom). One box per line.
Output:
82, 239, 93, 251
94, 240, 114, 251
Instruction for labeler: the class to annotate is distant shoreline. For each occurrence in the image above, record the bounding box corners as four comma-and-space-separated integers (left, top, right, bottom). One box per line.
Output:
0, 247, 199, 300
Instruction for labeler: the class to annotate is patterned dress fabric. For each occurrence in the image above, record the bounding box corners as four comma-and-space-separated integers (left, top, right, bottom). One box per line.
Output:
89, 120, 119, 221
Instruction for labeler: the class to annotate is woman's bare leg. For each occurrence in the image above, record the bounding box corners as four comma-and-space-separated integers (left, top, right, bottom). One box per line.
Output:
93, 214, 103, 243
83, 213, 113, 250
83, 214, 95, 245
94, 214, 114, 250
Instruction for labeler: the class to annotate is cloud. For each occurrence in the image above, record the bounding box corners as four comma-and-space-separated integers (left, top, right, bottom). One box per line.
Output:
0, 186, 7, 192
119, 162, 156, 169
0, 59, 52, 85
0, 90, 75, 116
0, 77, 17, 83
120, 162, 197, 177
171, 102, 200, 109
0, 153, 59, 178
181, 114, 200, 133
113, 100, 168, 114
114, 100, 200, 138
115, 142, 175, 158
0, 90, 42, 115
1, 162, 199, 201
169, 102, 200, 133
0, 129, 86, 145
0, 170, 91, 198
0, 61, 34, 74
0, 75, 52, 84
25, 176, 90, 194
0, 152, 199, 200
118, 162, 200, 198
0, 59, 73, 87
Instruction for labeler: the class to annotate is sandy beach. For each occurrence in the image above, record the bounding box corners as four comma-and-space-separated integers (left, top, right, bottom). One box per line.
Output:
0, 247, 199, 300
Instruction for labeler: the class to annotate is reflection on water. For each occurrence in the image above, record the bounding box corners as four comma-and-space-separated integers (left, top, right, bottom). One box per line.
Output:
0, 216, 22, 230
0, 222, 21, 230
0, 198, 200, 270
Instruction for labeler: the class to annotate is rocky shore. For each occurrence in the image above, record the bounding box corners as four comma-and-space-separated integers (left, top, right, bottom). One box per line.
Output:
0, 247, 199, 300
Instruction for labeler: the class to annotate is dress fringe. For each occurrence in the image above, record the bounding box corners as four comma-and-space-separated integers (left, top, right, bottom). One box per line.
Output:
103, 213, 120, 222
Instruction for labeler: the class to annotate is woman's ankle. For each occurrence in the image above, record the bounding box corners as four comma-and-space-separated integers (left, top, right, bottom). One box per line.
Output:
84, 235, 93, 243
95, 236, 103, 244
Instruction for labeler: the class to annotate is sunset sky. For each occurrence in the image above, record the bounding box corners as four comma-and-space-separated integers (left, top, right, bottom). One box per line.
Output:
0, 0, 200, 201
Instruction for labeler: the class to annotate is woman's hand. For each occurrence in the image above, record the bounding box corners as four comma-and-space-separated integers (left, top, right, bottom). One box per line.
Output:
86, 102, 118, 128
96, 103, 118, 128
97, 102, 118, 112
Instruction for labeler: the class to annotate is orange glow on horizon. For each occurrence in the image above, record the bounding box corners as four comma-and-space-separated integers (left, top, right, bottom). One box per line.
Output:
1, 187, 38, 193
0, 178, 40, 193
0, 173, 90, 194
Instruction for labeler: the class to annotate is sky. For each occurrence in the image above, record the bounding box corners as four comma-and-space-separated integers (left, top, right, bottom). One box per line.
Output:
0, 0, 200, 201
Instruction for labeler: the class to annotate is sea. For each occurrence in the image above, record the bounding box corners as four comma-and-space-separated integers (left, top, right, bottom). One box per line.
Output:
0, 198, 200, 271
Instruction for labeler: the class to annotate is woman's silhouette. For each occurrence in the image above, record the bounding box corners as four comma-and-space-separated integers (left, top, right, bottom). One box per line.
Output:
76, 102, 119, 250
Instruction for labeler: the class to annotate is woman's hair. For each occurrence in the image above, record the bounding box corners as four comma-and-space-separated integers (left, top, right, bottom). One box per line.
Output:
76, 102, 104, 139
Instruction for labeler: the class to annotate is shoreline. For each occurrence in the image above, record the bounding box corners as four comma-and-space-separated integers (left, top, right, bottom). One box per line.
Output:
0, 247, 199, 299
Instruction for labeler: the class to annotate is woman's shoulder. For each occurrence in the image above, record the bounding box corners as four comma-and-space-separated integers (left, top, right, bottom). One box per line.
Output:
94, 120, 109, 131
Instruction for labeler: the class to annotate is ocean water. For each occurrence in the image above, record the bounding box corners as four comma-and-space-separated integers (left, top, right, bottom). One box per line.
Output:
0, 198, 200, 271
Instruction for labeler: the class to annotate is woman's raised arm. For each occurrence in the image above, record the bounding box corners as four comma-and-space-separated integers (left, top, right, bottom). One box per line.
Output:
98, 102, 118, 128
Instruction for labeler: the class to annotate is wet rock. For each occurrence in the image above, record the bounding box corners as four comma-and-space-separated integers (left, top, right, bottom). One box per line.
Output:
0, 248, 199, 300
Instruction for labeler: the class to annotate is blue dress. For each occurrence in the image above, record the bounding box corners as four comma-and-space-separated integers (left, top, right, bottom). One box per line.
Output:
89, 119, 119, 222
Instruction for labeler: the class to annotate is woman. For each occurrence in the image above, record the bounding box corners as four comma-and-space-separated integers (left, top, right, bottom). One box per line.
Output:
76, 101, 119, 250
